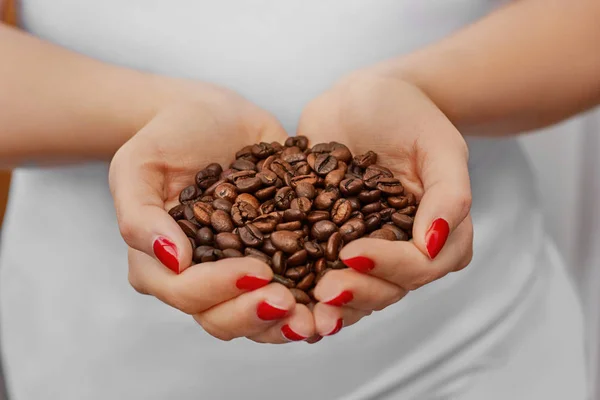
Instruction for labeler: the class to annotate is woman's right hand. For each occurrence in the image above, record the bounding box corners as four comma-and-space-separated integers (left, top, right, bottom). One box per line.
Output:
109, 84, 316, 344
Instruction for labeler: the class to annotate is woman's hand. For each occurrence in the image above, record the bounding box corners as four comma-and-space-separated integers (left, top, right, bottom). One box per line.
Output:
109, 88, 315, 344
297, 71, 473, 338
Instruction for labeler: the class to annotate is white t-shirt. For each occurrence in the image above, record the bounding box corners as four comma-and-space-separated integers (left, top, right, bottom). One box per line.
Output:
0, 1, 587, 399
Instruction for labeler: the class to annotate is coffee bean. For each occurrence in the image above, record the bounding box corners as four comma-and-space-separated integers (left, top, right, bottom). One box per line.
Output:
362, 201, 382, 215
193, 246, 214, 263
168, 204, 187, 220
245, 248, 271, 265
256, 170, 278, 186
396, 206, 417, 215
369, 229, 396, 241
311, 143, 333, 154
211, 210, 234, 233
353, 151, 377, 168
285, 266, 309, 280
252, 213, 280, 233
329, 260, 346, 269
261, 239, 278, 256
285, 136, 309, 151
295, 182, 316, 199
272, 251, 287, 275
311, 220, 338, 241
306, 153, 317, 170
314, 258, 327, 275
178, 220, 199, 238
188, 237, 197, 250
390, 214, 412, 232
270, 159, 294, 180
259, 199, 276, 215
273, 274, 295, 288
294, 162, 311, 176
349, 210, 364, 220
220, 168, 236, 181
275, 187, 296, 210
380, 207, 396, 222
358, 190, 381, 203
179, 185, 201, 203
255, 186, 277, 201
314, 187, 340, 210
377, 178, 404, 195
204, 179, 227, 197
231, 158, 257, 171
283, 209, 306, 222
215, 232, 243, 251
331, 198, 353, 225
251, 142, 276, 159
238, 223, 264, 247
387, 196, 409, 209
270, 231, 303, 254
222, 249, 243, 258
364, 165, 393, 188
325, 232, 343, 261
364, 213, 382, 233
382, 224, 409, 241
213, 183, 238, 203
405, 193, 417, 206
195, 227, 215, 246
290, 197, 312, 213
290, 174, 318, 188
303, 224, 310, 237
304, 241, 324, 259
307, 211, 330, 224
281, 146, 302, 158
261, 155, 277, 172
347, 197, 361, 211
324, 168, 345, 187
271, 141, 284, 152
296, 273, 316, 292
287, 249, 308, 266
236, 145, 254, 160
195, 170, 220, 190
339, 218, 367, 242
330, 142, 352, 163
289, 288, 311, 304
282, 152, 307, 165
314, 154, 338, 176
235, 176, 262, 194
231, 201, 259, 226
212, 198, 233, 213
199, 195, 215, 203
276, 221, 302, 231
340, 178, 364, 196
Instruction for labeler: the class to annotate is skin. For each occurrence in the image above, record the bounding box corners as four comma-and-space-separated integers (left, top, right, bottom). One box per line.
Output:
2, 0, 600, 343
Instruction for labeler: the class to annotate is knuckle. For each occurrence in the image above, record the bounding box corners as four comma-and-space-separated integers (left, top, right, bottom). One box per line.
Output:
165, 289, 199, 316
127, 271, 149, 295
194, 315, 235, 342
404, 271, 442, 291
118, 218, 137, 246
454, 192, 473, 218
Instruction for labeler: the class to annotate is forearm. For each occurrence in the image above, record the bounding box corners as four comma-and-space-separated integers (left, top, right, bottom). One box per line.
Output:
0, 24, 176, 166
382, 0, 600, 136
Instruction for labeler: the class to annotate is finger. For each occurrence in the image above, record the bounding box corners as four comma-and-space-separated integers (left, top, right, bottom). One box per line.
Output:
193, 283, 296, 341
109, 138, 192, 275
340, 217, 474, 291
128, 248, 274, 314
313, 269, 407, 312
411, 131, 472, 260
247, 304, 315, 344
313, 302, 372, 337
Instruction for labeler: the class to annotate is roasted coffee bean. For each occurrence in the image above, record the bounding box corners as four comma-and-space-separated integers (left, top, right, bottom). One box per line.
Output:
236, 145, 254, 160
330, 142, 352, 163
324, 168, 345, 187
260, 155, 277, 172
307, 211, 330, 224
290, 197, 312, 213
314, 154, 338, 176
180, 219, 200, 238
273, 274, 295, 289
235, 176, 262, 194
244, 248, 271, 265
252, 213, 280, 233
195, 227, 215, 246
311, 220, 338, 241
290, 288, 311, 304
211, 210, 234, 233
392, 213, 414, 231
294, 162, 312, 176
387, 196, 408, 209
180, 205, 194, 221
193, 246, 214, 263
192, 201, 215, 225
188, 237, 196, 250
213, 183, 238, 203
282, 152, 307, 165
405, 193, 417, 206
380, 207, 396, 222
353, 151, 377, 168
281, 146, 302, 158
272, 251, 287, 275
199, 195, 215, 203
285, 265, 309, 280
304, 241, 324, 259
340, 178, 364, 196
284, 209, 306, 222
203, 248, 224, 262
276, 221, 302, 231
306, 153, 317, 170
396, 206, 417, 215
325, 232, 343, 261
205, 162, 223, 177
329, 260, 346, 269
358, 189, 381, 203
256, 170, 278, 186
220, 168, 236, 181
261, 239, 278, 257
347, 197, 361, 211
293, 229, 306, 237
230, 170, 257, 183
362, 201, 382, 215
222, 249, 243, 258
231, 158, 257, 171
295, 182, 316, 199
212, 198, 233, 213
238, 223, 264, 247
382, 224, 409, 241
290, 174, 318, 188
270, 159, 294, 180
349, 210, 364, 220
314, 187, 340, 210
195, 170, 220, 189
274, 187, 296, 210
339, 218, 367, 242
271, 231, 303, 254
179, 185, 201, 203
215, 232, 243, 251
231, 201, 259, 226
369, 229, 396, 241
331, 198, 353, 225
255, 186, 277, 201
287, 249, 308, 267
296, 273, 316, 292
364, 165, 393, 188
204, 179, 227, 197
311, 142, 333, 154
168, 204, 187, 220
285, 135, 309, 151
314, 258, 327, 275
271, 141, 284, 152
377, 178, 404, 195
251, 142, 275, 159
364, 213, 382, 233
303, 225, 310, 237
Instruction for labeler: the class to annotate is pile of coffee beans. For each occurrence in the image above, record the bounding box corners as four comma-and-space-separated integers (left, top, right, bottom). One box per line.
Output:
169, 136, 418, 304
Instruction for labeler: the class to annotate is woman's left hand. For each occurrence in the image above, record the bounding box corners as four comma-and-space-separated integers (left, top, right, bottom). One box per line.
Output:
297, 70, 474, 338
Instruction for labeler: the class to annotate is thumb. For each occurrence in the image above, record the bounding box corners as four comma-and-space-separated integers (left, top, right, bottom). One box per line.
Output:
109, 138, 193, 275
411, 134, 472, 260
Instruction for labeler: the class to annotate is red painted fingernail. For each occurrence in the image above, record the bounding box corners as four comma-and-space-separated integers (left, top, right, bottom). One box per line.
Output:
257, 301, 288, 321
325, 290, 354, 307
281, 325, 306, 341
236, 276, 271, 291
425, 218, 450, 259
342, 256, 374, 273
153, 237, 179, 274
326, 318, 343, 336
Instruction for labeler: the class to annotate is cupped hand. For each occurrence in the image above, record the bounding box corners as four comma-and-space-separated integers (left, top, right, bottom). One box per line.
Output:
297, 71, 474, 338
109, 86, 315, 343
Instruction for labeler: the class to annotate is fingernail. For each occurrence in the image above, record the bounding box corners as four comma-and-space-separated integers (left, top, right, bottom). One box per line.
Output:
257, 301, 288, 321
153, 237, 179, 274
281, 325, 307, 341
341, 256, 374, 273
326, 318, 343, 336
236, 276, 271, 291
325, 290, 354, 307
425, 218, 450, 259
